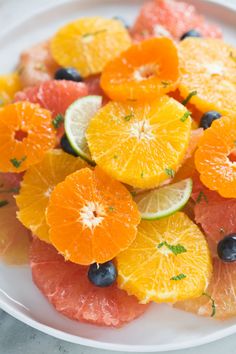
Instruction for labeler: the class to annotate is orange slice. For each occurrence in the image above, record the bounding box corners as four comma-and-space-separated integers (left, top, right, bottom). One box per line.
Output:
0, 72, 21, 106
116, 212, 212, 303
101, 37, 179, 101
195, 115, 236, 198
0, 102, 56, 173
86, 97, 191, 189
50, 17, 131, 77
46, 167, 140, 265
179, 38, 236, 116
16, 149, 88, 243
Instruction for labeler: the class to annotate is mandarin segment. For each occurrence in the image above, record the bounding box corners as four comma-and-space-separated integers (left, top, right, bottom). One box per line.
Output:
0, 72, 21, 106
87, 97, 191, 188
16, 149, 88, 243
195, 116, 236, 198
0, 102, 56, 173
47, 167, 140, 265
101, 38, 179, 101
50, 17, 131, 77
179, 38, 236, 116
116, 212, 212, 303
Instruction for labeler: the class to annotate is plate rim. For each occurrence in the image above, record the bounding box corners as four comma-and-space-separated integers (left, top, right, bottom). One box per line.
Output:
0, 0, 236, 351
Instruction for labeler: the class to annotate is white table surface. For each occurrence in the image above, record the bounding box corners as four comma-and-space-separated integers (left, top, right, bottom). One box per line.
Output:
0, 0, 236, 353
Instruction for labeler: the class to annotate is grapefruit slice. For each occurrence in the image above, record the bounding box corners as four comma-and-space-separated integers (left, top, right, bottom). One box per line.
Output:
175, 258, 236, 319
30, 238, 149, 327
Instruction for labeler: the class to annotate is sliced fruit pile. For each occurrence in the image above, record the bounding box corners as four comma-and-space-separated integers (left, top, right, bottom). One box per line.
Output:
1, 0, 236, 327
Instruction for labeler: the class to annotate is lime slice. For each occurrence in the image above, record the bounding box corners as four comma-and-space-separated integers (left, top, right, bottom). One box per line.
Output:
134, 178, 192, 220
65, 95, 102, 164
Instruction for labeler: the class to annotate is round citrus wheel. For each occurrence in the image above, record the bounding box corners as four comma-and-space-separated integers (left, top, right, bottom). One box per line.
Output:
16, 149, 88, 243
175, 258, 236, 319
100, 37, 179, 101
0, 72, 21, 106
195, 116, 236, 198
30, 238, 148, 327
46, 167, 140, 265
86, 97, 191, 189
179, 38, 236, 116
50, 17, 131, 77
116, 212, 212, 303
0, 102, 56, 173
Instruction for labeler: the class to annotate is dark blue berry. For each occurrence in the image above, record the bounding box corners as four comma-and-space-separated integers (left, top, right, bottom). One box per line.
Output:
88, 261, 117, 287
113, 16, 130, 29
217, 234, 236, 262
200, 111, 222, 130
55, 67, 83, 82
180, 29, 202, 41
60, 134, 78, 157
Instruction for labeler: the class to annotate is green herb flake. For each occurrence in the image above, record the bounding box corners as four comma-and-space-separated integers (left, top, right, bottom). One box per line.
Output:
196, 190, 208, 204
0, 200, 8, 208
124, 114, 134, 122
130, 190, 137, 197
230, 51, 236, 63
161, 81, 170, 88
180, 110, 191, 122
171, 273, 186, 281
202, 292, 216, 317
182, 91, 197, 106
108, 206, 115, 212
165, 168, 175, 178
141, 171, 144, 178
0, 187, 19, 194
158, 241, 187, 255
52, 114, 64, 129
10, 156, 27, 168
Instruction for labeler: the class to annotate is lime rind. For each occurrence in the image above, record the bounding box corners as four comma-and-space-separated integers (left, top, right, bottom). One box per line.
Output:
65, 95, 102, 165
134, 178, 193, 220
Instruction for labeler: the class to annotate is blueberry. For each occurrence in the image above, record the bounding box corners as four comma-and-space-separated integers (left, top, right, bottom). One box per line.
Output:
55, 67, 83, 82
60, 134, 78, 157
200, 111, 222, 130
88, 261, 117, 287
218, 234, 236, 262
180, 29, 202, 41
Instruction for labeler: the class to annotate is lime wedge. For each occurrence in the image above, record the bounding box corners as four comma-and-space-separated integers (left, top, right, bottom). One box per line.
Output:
134, 178, 192, 220
65, 95, 102, 164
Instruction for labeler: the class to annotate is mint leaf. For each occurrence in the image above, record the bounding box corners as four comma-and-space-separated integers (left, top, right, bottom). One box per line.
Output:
171, 273, 186, 281
196, 190, 208, 204
180, 111, 191, 122
182, 91, 197, 106
165, 168, 175, 178
124, 114, 134, 122
10, 156, 26, 168
161, 81, 170, 88
0, 200, 8, 208
202, 292, 216, 317
158, 241, 187, 255
52, 114, 64, 129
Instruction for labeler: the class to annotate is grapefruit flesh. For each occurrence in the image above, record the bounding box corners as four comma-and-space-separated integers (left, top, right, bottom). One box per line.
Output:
30, 239, 149, 327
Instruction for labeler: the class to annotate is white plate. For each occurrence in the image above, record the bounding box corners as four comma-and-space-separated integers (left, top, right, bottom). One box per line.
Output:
0, 0, 236, 352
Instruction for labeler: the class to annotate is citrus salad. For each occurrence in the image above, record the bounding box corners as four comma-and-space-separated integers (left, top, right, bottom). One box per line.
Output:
0, 0, 236, 327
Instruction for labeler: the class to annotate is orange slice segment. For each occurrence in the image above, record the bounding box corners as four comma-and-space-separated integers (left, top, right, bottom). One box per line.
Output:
50, 17, 131, 77
116, 212, 212, 303
0, 102, 56, 173
179, 38, 236, 116
0, 72, 21, 106
46, 167, 140, 265
86, 97, 191, 189
101, 37, 179, 101
16, 149, 88, 243
195, 115, 236, 198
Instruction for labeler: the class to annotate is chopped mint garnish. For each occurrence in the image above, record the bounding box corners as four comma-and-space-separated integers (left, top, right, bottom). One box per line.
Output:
161, 81, 170, 88
124, 114, 134, 122
130, 190, 137, 197
196, 190, 208, 204
202, 292, 216, 317
140, 171, 144, 178
0, 200, 8, 208
165, 168, 175, 178
10, 156, 26, 168
180, 111, 191, 122
52, 114, 64, 129
0, 187, 19, 194
171, 273, 186, 281
158, 241, 187, 255
182, 91, 197, 106
108, 206, 115, 212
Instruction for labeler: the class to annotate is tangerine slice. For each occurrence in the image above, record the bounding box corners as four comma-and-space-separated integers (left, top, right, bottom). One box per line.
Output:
50, 17, 131, 77
0, 102, 56, 173
0, 72, 21, 106
116, 212, 212, 303
175, 258, 236, 319
30, 239, 148, 327
179, 38, 236, 116
100, 37, 179, 101
46, 167, 140, 265
16, 149, 88, 243
86, 97, 191, 189
195, 116, 236, 198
